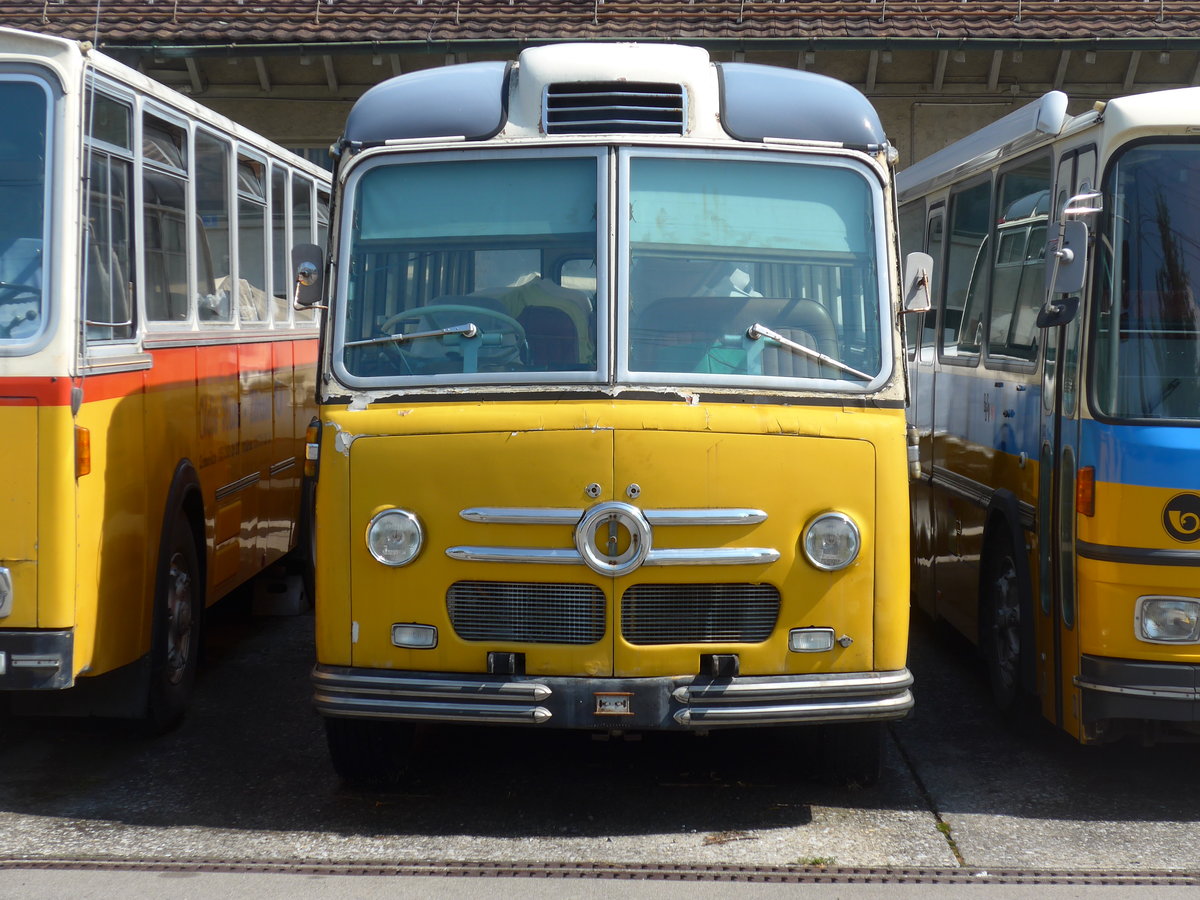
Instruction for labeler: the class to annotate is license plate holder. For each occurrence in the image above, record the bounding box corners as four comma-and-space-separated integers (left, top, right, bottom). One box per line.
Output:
594, 691, 633, 716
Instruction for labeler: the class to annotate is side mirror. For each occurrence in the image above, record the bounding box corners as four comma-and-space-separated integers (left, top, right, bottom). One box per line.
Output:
1045, 219, 1089, 296
292, 243, 324, 308
902, 251, 933, 314
1038, 219, 1087, 327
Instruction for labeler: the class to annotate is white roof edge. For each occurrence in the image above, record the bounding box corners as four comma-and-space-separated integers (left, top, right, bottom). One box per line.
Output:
897, 90, 1071, 201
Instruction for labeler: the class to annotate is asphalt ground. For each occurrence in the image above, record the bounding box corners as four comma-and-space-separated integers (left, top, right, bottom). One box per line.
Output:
0, 591, 1197, 888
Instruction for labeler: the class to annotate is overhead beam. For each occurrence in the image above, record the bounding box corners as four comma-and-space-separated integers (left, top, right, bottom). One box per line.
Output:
987, 50, 1003, 91
184, 57, 206, 94
322, 55, 338, 91
1123, 50, 1142, 91
1053, 50, 1071, 89
933, 50, 948, 92
254, 56, 270, 92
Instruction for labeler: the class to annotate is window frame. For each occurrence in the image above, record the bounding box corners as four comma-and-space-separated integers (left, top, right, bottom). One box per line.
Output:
616, 145, 893, 393
329, 146, 610, 390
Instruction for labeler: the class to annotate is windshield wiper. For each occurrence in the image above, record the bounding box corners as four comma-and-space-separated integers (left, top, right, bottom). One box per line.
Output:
345, 322, 478, 348
746, 323, 873, 382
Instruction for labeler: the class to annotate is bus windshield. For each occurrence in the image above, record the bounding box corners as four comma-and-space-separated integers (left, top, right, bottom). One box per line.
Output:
626, 153, 884, 386
0, 79, 48, 346
335, 149, 887, 390
338, 153, 602, 384
1093, 142, 1200, 421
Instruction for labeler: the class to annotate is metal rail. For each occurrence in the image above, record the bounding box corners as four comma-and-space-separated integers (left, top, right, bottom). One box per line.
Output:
0, 858, 1197, 885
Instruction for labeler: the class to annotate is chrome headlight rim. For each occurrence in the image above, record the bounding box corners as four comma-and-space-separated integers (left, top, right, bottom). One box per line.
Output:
1135, 595, 1200, 644
365, 508, 424, 567
802, 511, 861, 572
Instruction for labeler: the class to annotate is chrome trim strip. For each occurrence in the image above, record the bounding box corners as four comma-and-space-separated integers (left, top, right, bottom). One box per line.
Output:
459, 506, 768, 526
446, 546, 584, 564
269, 457, 297, 476
645, 547, 780, 566
930, 464, 992, 509
446, 546, 779, 566
675, 669, 914, 703
461, 507, 582, 525
1077, 541, 1200, 568
644, 509, 768, 526
9, 654, 63, 669
315, 693, 553, 724
312, 668, 552, 701
930, 465, 1035, 530
215, 472, 261, 501
674, 691, 913, 726
1074, 677, 1200, 701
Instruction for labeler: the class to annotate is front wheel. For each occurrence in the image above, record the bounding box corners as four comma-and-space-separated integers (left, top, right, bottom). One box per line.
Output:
145, 515, 203, 733
819, 721, 885, 786
325, 717, 416, 788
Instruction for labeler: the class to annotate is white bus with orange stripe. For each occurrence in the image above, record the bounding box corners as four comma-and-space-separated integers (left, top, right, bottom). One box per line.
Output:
0, 27, 329, 728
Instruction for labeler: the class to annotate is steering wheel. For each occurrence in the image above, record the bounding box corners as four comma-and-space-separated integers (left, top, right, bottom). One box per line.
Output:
0, 280, 40, 301
378, 303, 528, 372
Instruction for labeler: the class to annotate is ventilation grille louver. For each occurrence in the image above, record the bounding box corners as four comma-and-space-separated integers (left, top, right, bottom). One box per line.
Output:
544, 82, 686, 135
447, 581, 606, 645
621, 583, 781, 645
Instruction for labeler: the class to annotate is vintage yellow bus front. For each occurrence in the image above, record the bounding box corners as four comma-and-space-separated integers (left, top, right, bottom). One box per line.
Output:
305, 44, 916, 784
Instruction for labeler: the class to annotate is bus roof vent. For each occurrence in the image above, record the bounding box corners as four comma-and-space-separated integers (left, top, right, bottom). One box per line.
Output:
544, 82, 686, 135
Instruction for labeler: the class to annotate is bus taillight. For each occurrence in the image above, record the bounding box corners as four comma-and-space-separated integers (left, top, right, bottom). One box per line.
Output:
1076, 466, 1095, 517
74, 426, 91, 478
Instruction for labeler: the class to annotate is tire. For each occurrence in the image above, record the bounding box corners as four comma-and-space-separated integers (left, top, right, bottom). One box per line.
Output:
324, 717, 415, 788
294, 476, 317, 609
981, 529, 1024, 713
145, 515, 203, 733
820, 721, 885, 787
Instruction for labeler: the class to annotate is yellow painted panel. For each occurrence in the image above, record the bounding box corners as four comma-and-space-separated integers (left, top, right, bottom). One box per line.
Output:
346, 427, 614, 676
0, 402, 37, 561
612, 428, 877, 677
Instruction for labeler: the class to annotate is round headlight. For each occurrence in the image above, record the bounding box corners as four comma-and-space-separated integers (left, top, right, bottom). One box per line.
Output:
802, 512, 860, 571
366, 509, 424, 566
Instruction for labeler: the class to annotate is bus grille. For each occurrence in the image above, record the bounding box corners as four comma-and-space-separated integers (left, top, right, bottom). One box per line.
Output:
620, 584, 780, 645
544, 82, 685, 134
447, 581, 606, 645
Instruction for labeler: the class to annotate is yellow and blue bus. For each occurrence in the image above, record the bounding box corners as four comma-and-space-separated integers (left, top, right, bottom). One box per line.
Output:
899, 88, 1200, 743
296, 42, 930, 784
0, 27, 329, 729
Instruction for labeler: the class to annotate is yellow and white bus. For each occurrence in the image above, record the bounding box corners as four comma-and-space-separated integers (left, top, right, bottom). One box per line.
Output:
297, 43, 928, 783
900, 88, 1200, 743
0, 27, 329, 729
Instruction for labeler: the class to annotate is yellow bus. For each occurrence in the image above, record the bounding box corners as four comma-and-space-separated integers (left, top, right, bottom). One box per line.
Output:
900, 88, 1200, 743
296, 43, 929, 784
0, 27, 329, 729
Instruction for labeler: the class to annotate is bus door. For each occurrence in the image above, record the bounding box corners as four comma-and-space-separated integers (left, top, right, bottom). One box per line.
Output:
1037, 147, 1094, 734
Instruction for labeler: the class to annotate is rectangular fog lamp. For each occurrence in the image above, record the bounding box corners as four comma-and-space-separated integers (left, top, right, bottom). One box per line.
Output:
1136, 597, 1200, 643
391, 623, 438, 649
789, 627, 835, 653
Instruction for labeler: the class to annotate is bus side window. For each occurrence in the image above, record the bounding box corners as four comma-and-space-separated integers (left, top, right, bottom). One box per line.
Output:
942, 178, 990, 359
84, 150, 134, 340
924, 212, 945, 350
988, 155, 1051, 364
143, 115, 190, 323
195, 130, 233, 323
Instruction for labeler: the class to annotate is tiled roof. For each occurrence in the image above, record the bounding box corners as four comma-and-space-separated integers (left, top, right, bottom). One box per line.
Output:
8, 2, 1200, 48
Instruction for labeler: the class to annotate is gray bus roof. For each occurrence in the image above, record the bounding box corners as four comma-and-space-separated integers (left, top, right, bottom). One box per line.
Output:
340, 45, 887, 151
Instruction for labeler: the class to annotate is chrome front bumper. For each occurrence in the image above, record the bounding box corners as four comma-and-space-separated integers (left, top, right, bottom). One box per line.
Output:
312, 665, 914, 730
